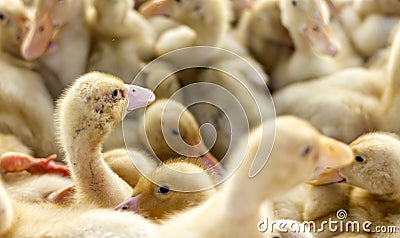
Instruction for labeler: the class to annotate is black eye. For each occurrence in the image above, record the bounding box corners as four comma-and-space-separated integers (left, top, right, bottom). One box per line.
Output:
355, 155, 365, 163
291, 0, 297, 6
175, 0, 181, 2
301, 146, 312, 156
0, 13, 5, 21
172, 129, 179, 136
312, 25, 320, 32
157, 185, 170, 195
111, 89, 119, 99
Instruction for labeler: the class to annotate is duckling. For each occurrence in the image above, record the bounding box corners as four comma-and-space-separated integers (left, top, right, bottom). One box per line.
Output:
115, 158, 216, 221
140, 0, 230, 49
237, 0, 294, 73
56, 71, 155, 208
87, 0, 156, 83
0, 58, 57, 156
274, 0, 363, 89
321, 133, 400, 236
0, 0, 56, 157
150, 116, 353, 238
239, 0, 361, 90
21, 0, 91, 87
273, 22, 400, 144
340, 3, 400, 58
140, 99, 220, 169
0, 0, 29, 58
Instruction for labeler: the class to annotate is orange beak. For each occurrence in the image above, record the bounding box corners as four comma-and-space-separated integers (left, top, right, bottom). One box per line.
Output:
21, 6, 56, 60
139, 0, 170, 18
308, 136, 353, 185
305, 14, 340, 57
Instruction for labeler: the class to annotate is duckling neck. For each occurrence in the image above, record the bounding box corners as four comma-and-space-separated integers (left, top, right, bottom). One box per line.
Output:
288, 30, 313, 55
65, 132, 132, 207
181, 1, 229, 47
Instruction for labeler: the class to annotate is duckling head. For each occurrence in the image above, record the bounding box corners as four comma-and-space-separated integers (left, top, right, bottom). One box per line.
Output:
279, 0, 339, 56
339, 133, 400, 197
233, 116, 353, 200
0, 0, 29, 57
143, 99, 207, 161
21, 0, 85, 60
140, 0, 229, 46
57, 72, 155, 150
115, 158, 215, 220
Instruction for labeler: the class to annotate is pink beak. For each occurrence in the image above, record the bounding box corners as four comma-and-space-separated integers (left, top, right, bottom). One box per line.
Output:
114, 194, 142, 212
124, 84, 156, 116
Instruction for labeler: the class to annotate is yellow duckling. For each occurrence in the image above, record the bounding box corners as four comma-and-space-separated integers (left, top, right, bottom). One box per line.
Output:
0, 0, 56, 157
87, 0, 156, 83
115, 158, 216, 221
140, 99, 220, 168
272, 17, 400, 143
21, 0, 91, 87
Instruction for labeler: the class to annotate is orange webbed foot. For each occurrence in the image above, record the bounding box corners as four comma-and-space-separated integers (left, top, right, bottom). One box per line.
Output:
0, 152, 70, 177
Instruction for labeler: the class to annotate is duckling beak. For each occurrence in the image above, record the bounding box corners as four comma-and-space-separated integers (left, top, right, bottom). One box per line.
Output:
139, 0, 170, 18
124, 84, 156, 116
307, 136, 353, 185
114, 194, 142, 212
305, 15, 340, 57
21, 8, 55, 60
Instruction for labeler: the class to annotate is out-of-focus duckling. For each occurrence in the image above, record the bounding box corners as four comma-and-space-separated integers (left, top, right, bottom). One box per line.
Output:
239, 0, 361, 90
21, 0, 91, 87
272, 19, 400, 144
140, 99, 220, 169
87, 0, 156, 83
0, 0, 56, 157
340, 2, 400, 58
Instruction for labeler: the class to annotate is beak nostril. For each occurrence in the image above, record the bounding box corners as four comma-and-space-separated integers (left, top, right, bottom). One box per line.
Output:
122, 206, 129, 210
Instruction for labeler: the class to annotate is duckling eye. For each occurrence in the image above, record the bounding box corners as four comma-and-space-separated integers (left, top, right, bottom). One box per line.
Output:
291, 0, 297, 7
172, 129, 179, 136
301, 146, 312, 157
0, 13, 5, 21
355, 155, 365, 163
111, 89, 121, 100
157, 185, 170, 195
312, 25, 320, 32
175, 0, 181, 2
